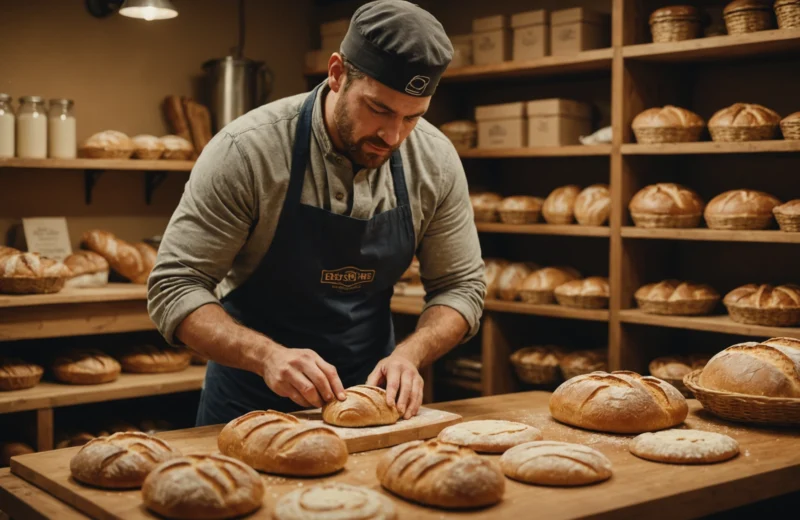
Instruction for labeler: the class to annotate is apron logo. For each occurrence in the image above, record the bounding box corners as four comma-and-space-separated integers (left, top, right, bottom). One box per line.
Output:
321, 267, 376, 292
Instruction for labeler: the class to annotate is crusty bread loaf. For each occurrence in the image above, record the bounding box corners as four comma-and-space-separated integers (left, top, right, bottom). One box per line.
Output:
0, 252, 71, 294
704, 189, 781, 230
519, 267, 581, 304
322, 385, 400, 427
549, 371, 688, 433
723, 284, 800, 326
0, 442, 35, 467
649, 355, 709, 381
470, 192, 503, 222
131, 242, 157, 284
495, 262, 538, 301
117, 344, 191, 374
554, 276, 609, 309
500, 441, 612, 486
635, 280, 720, 316
574, 184, 611, 226
699, 337, 800, 397
0, 246, 18, 258
52, 349, 121, 385
542, 185, 580, 224
70, 432, 180, 489
162, 95, 193, 143
64, 250, 109, 288
131, 135, 165, 160
629, 183, 705, 228
376, 439, 505, 509
709, 103, 781, 128
274, 483, 396, 520
497, 196, 544, 224
632, 106, 704, 129
79, 130, 134, 159
160, 135, 194, 161
218, 410, 347, 476
437, 420, 542, 453
0, 357, 44, 391
142, 453, 264, 520
182, 97, 213, 155
629, 429, 739, 464
82, 230, 154, 284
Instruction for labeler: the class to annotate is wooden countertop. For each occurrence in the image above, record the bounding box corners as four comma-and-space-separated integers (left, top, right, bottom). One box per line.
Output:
3, 391, 800, 520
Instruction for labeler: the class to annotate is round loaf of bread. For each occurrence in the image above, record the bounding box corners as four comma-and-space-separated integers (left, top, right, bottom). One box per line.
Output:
500, 441, 612, 486
632, 106, 705, 143
274, 483, 396, 520
132, 134, 165, 160
629, 429, 739, 464
437, 420, 543, 453
117, 344, 192, 374
52, 349, 121, 385
559, 349, 608, 380
322, 385, 400, 427
0, 357, 44, 391
376, 439, 505, 509
704, 189, 781, 230
635, 280, 720, 316
549, 371, 688, 433
554, 277, 610, 309
518, 267, 581, 304
0, 252, 71, 294
70, 432, 180, 489
543, 185, 580, 225
495, 262, 538, 301
574, 184, 611, 226
699, 337, 800, 397
497, 196, 544, 225
159, 135, 194, 160
470, 192, 502, 222
0, 442, 34, 466
79, 130, 134, 159
484, 258, 510, 299
723, 284, 800, 326
709, 103, 781, 142
629, 183, 704, 228
218, 410, 347, 476
142, 453, 264, 520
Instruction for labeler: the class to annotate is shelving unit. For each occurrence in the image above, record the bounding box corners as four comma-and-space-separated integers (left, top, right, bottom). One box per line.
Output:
620, 228, 800, 244
621, 141, 800, 155
619, 310, 800, 340
0, 158, 195, 172
477, 223, 610, 237
459, 145, 612, 158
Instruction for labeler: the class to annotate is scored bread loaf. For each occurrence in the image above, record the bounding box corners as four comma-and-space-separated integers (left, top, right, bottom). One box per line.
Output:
495, 262, 539, 301
117, 344, 191, 374
70, 432, 180, 489
142, 453, 264, 520
0, 252, 71, 294
709, 103, 781, 142
52, 349, 121, 385
549, 370, 688, 433
500, 441, 612, 486
376, 439, 505, 509
273, 483, 397, 520
635, 280, 720, 316
437, 420, 543, 453
632, 106, 705, 144
162, 95, 193, 142
322, 385, 400, 427
518, 267, 581, 304
574, 184, 611, 226
704, 189, 781, 230
554, 276, 610, 309
723, 283, 800, 326
218, 410, 348, 476
182, 97, 213, 155
699, 337, 800, 397
0, 357, 44, 391
82, 230, 155, 284
542, 185, 580, 224
64, 250, 109, 288
629, 183, 705, 228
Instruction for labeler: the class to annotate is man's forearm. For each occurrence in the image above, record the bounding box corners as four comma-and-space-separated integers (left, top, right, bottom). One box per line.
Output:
175, 303, 276, 376
392, 305, 469, 369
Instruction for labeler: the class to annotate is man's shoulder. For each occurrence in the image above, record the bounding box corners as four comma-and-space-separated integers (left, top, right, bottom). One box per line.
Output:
403, 117, 461, 178
220, 91, 309, 140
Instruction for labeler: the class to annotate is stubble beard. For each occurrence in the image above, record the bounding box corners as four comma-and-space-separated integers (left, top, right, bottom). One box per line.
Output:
333, 95, 397, 169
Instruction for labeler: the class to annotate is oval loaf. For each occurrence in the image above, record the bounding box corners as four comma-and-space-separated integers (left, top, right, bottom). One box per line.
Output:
274, 483, 396, 520
437, 420, 543, 453
500, 440, 612, 486
322, 385, 401, 427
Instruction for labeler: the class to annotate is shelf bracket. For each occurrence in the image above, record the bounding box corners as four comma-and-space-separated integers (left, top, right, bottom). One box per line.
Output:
145, 171, 168, 205
84, 170, 104, 205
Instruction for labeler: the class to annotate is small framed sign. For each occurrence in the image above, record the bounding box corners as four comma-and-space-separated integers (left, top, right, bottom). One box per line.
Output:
21, 217, 73, 261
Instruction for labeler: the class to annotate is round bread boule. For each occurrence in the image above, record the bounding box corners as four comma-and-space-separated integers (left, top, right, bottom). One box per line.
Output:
629, 429, 739, 464
273, 483, 396, 520
500, 441, 612, 486
437, 420, 543, 453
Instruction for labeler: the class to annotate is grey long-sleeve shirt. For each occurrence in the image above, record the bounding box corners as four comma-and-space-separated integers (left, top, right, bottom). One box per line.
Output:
147, 81, 486, 347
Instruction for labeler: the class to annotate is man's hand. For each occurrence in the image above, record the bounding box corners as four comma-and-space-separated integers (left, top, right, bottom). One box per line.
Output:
262, 345, 346, 409
366, 354, 424, 420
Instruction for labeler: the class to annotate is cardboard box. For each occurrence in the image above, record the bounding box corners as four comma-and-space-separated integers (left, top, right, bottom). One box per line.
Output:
475, 102, 527, 149
450, 34, 473, 68
511, 10, 549, 61
526, 99, 592, 147
472, 15, 511, 66
550, 8, 608, 56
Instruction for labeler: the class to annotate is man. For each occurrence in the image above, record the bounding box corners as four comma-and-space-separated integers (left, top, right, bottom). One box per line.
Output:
147, 0, 485, 427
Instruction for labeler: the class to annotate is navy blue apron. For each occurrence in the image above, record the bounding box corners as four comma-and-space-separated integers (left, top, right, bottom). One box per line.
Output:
195, 85, 416, 426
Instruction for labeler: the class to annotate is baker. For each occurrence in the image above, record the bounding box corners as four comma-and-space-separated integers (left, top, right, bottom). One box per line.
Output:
148, 0, 485, 427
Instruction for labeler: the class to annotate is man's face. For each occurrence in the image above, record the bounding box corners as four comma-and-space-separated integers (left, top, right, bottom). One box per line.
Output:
333, 74, 431, 169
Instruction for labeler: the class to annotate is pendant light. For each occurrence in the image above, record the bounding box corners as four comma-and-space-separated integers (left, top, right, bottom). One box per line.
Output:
119, 0, 178, 21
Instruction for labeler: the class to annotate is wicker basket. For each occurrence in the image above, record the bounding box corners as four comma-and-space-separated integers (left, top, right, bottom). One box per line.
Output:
650, 18, 702, 43
474, 208, 499, 223
510, 348, 562, 385
133, 149, 165, 160
708, 124, 779, 142
775, 1, 800, 29
555, 292, 609, 309
630, 213, 702, 228
542, 214, 574, 225
705, 214, 774, 230
518, 289, 555, 305
79, 147, 134, 159
499, 209, 541, 225
0, 276, 66, 295
633, 126, 704, 144
725, 302, 800, 327
775, 212, 800, 232
684, 370, 800, 425
162, 149, 193, 161
780, 117, 800, 140
636, 297, 719, 316
724, 8, 774, 35
0, 368, 44, 391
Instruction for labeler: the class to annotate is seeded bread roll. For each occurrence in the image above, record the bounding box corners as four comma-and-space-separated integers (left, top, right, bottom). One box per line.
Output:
549, 370, 688, 433
376, 439, 505, 509
322, 385, 400, 427
0, 357, 44, 391
218, 410, 348, 476
437, 420, 543, 453
52, 349, 121, 385
501, 441, 612, 486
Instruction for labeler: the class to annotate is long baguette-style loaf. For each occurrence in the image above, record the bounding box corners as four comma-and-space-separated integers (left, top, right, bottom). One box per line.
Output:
218, 410, 347, 476
376, 439, 505, 509
549, 370, 688, 433
322, 385, 400, 427
82, 230, 154, 284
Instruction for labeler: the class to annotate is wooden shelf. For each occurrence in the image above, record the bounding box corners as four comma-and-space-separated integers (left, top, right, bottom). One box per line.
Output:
459, 145, 611, 158
620, 310, 800, 340
0, 366, 206, 414
438, 377, 482, 392
622, 140, 800, 155
485, 300, 609, 321
0, 284, 146, 308
623, 29, 800, 62
476, 222, 610, 237
621, 227, 800, 244
390, 295, 425, 315
0, 158, 195, 172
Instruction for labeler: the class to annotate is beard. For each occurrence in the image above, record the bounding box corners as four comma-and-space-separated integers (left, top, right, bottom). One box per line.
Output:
333, 95, 398, 169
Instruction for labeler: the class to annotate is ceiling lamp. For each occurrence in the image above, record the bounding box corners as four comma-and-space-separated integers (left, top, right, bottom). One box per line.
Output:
119, 0, 178, 20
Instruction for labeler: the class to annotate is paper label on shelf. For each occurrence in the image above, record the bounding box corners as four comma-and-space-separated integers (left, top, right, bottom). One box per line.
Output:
22, 217, 73, 261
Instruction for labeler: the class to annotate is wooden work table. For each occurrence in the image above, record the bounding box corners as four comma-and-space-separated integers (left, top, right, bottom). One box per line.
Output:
1, 391, 799, 519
